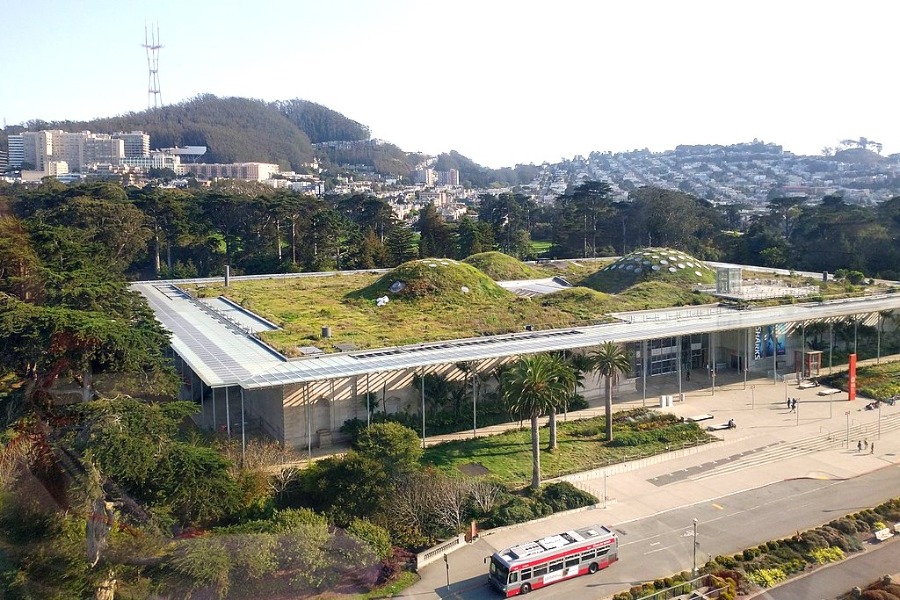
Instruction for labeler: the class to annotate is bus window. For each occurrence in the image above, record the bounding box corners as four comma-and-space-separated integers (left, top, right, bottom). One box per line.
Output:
549, 560, 563, 572
565, 556, 580, 568
521, 568, 532, 580
533, 565, 548, 578
509, 571, 519, 583
582, 549, 596, 560
597, 546, 609, 557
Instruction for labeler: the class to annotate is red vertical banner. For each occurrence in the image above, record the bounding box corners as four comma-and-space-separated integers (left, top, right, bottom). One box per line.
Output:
848, 353, 857, 401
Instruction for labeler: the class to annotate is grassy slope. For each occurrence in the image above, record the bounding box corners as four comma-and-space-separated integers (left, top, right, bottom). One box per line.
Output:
462, 252, 546, 281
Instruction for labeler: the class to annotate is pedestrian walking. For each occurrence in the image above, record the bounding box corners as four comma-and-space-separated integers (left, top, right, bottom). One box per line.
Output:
685, 370, 690, 381
792, 398, 797, 411
858, 440, 863, 452
864, 439, 868, 450
871, 443, 875, 454
786, 397, 791, 409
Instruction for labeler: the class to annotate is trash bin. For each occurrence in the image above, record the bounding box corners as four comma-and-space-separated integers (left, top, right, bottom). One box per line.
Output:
317, 429, 332, 448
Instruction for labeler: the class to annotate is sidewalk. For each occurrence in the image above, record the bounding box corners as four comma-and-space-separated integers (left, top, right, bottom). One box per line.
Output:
405, 356, 900, 598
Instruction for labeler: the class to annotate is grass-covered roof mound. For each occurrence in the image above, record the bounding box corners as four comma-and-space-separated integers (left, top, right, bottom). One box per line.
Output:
463, 251, 546, 281
538, 287, 619, 322
582, 247, 716, 293
349, 258, 511, 303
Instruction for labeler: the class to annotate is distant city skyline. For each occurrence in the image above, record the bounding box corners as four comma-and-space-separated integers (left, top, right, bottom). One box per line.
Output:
2, 0, 897, 168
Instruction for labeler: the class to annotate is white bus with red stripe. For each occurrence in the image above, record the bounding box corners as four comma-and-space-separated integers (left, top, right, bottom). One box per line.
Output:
487, 524, 618, 596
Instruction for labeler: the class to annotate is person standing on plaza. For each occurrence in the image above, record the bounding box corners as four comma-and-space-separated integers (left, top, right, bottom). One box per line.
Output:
858, 440, 863, 452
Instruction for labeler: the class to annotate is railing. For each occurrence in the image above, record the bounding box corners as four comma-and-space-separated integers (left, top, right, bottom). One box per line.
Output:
636, 575, 729, 600
416, 533, 467, 570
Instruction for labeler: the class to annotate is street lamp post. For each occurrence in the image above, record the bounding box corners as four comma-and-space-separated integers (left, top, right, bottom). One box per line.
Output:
692, 518, 699, 576
846, 410, 851, 448
878, 401, 882, 440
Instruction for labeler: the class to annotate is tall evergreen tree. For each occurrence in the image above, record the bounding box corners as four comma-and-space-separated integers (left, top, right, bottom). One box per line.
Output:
417, 203, 453, 258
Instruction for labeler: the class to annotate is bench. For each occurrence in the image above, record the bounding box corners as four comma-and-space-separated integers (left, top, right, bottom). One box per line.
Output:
874, 528, 893, 542
707, 423, 734, 431
686, 414, 714, 423
798, 381, 818, 389
817, 388, 842, 396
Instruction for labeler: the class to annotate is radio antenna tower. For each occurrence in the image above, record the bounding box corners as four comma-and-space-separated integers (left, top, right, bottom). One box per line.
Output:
143, 23, 163, 110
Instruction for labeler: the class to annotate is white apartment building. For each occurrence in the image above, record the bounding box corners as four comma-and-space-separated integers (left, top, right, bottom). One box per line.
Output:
112, 131, 150, 158
121, 150, 182, 172
21, 130, 57, 171
14, 130, 125, 173
186, 162, 280, 181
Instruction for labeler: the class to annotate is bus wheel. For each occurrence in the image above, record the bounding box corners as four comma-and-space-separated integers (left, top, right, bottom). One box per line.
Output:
589, 562, 599, 574
520, 583, 531, 594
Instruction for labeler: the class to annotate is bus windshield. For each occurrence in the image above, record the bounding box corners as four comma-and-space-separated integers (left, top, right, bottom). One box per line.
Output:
489, 557, 509, 583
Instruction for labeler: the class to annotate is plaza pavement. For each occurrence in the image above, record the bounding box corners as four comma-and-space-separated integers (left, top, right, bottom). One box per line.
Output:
405, 356, 900, 598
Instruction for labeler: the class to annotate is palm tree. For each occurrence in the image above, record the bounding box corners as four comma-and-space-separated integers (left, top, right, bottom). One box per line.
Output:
500, 354, 574, 489
550, 351, 589, 448
589, 341, 632, 442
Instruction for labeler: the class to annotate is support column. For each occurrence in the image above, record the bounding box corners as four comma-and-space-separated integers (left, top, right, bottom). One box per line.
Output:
829, 322, 834, 374
677, 335, 683, 397
225, 387, 231, 438
743, 328, 748, 389
801, 321, 806, 378
330, 380, 336, 432
421, 366, 426, 449
772, 325, 777, 383
306, 384, 311, 459
212, 387, 217, 431
240, 388, 246, 466
200, 381, 205, 429
641, 340, 647, 407
877, 313, 882, 364
365, 373, 371, 427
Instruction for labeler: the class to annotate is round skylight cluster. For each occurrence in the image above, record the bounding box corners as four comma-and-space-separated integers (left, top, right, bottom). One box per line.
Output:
600, 248, 712, 279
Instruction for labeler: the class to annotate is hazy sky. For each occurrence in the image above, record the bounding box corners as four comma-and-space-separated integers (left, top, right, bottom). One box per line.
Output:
2, 0, 897, 168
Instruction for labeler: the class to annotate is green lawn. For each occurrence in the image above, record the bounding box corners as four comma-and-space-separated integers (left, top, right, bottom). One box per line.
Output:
422, 409, 716, 487
824, 360, 900, 400
531, 240, 553, 256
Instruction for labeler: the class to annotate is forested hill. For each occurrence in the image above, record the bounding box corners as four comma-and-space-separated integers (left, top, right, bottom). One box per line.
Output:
14, 95, 372, 171
5, 94, 537, 183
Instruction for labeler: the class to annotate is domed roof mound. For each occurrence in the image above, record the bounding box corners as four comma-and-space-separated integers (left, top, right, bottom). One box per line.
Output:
350, 258, 511, 303
582, 247, 716, 293
463, 251, 545, 281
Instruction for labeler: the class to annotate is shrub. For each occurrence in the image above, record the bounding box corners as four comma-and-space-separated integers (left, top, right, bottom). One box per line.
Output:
747, 567, 787, 588
536, 481, 597, 511
809, 546, 844, 564
831, 518, 857, 535
712, 554, 737, 569
347, 518, 392, 561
